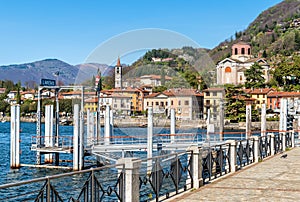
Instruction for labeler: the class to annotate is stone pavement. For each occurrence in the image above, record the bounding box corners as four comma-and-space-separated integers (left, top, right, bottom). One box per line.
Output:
170, 147, 300, 202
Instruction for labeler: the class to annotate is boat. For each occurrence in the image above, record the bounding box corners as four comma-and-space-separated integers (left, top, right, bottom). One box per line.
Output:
138, 123, 147, 128
1, 119, 6, 123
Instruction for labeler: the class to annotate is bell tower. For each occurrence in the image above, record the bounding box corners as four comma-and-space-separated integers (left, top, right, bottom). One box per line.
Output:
115, 57, 122, 89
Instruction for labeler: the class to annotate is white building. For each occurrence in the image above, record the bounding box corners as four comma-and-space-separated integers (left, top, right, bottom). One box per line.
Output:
216, 42, 270, 85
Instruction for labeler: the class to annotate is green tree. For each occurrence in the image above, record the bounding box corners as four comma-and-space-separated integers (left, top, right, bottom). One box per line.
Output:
272, 54, 300, 91
153, 86, 167, 93
225, 84, 247, 122
0, 100, 9, 114
244, 62, 265, 89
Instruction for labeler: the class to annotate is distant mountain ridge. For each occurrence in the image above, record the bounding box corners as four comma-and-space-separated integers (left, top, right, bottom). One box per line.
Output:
0, 59, 111, 86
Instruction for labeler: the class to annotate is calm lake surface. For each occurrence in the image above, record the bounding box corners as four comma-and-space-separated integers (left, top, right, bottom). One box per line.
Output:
0, 121, 206, 185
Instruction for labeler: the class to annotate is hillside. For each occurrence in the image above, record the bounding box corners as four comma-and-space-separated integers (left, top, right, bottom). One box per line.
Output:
121, 47, 215, 88
0, 59, 111, 86
209, 0, 300, 63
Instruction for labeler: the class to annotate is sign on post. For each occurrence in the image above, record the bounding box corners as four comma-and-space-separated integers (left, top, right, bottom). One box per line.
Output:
41, 79, 56, 86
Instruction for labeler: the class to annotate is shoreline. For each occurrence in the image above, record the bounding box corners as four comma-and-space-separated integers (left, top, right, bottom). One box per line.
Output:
1, 116, 281, 130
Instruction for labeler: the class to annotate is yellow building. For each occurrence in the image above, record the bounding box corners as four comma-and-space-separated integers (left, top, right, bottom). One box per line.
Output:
246, 88, 274, 110
84, 97, 98, 112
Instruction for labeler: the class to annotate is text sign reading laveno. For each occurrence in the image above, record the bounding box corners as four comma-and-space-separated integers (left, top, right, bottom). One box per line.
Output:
40, 79, 56, 86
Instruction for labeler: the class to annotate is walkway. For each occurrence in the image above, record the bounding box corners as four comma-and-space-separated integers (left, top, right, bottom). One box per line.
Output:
171, 147, 300, 201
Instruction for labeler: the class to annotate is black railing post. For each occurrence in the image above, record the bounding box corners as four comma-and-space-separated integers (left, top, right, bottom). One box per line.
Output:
47, 177, 51, 202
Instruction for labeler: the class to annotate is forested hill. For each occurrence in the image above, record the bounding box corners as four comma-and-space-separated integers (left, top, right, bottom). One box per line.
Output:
209, 0, 300, 63
122, 48, 215, 89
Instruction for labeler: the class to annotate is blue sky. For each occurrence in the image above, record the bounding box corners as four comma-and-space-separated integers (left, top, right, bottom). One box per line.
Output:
0, 0, 283, 66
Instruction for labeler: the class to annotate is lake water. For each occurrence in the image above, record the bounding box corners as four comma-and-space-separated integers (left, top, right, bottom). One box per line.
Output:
0, 121, 206, 185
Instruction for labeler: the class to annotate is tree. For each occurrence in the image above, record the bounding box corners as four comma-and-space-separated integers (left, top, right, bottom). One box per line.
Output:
161, 67, 166, 86
225, 84, 247, 122
244, 62, 265, 89
272, 54, 300, 91
153, 86, 167, 93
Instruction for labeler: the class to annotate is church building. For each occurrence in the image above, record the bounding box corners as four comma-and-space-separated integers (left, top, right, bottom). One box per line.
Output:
216, 42, 270, 85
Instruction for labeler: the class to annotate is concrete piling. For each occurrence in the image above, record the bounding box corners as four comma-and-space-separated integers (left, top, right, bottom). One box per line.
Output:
147, 107, 153, 171
73, 104, 80, 171
170, 108, 176, 143
104, 105, 111, 145
10, 105, 20, 169
246, 104, 251, 139
261, 103, 266, 136
45, 105, 54, 163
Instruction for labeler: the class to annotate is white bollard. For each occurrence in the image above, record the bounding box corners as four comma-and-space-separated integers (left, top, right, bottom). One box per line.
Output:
10, 105, 20, 168
253, 136, 259, 163
73, 104, 80, 171
228, 140, 237, 173
45, 105, 53, 163
270, 133, 275, 156
246, 105, 251, 139
261, 103, 266, 136
104, 105, 111, 145
147, 107, 153, 172
117, 158, 141, 202
170, 108, 176, 143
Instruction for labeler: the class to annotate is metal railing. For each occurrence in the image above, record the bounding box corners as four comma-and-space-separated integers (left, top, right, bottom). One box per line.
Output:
138, 151, 193, 202
0, 132, 295, 202
0, 164, 125, 201
202, 143, 230, 183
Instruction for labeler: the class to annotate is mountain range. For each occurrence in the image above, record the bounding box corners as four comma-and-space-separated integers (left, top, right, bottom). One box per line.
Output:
0, 59, 111, 86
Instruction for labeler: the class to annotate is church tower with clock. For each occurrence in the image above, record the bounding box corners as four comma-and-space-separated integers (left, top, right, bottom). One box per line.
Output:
115, 57, 122, 89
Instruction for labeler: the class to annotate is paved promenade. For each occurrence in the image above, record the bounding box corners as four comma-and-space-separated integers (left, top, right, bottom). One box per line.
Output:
171, 147, 300, 201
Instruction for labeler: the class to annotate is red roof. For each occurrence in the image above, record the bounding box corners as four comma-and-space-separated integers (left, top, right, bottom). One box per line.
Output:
268, 91, 300, 98
249, 88, 274, 95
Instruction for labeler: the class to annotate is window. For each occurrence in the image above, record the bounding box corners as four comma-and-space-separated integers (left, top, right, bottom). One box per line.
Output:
184, 100, 189, 105
257, 95, 259, 98
225, 66, 231, 73
178, 101, 181, 106
213, 100, 216, 105
263, 95, 265, 98
248, 48, 251, 55
213, 107, 217, 112
213, 92, 217, 96
147, 102, 149, 106
171, 100, 173, 105
206, 100, 210, 105
240, 75, 243, 81
206, 92, 210, 96
235, 48, 238, 55
241, 48, 245, 54
155, 102, 159, 106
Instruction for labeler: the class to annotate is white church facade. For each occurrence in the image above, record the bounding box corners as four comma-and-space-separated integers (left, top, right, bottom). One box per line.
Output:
216, 42, 270, 85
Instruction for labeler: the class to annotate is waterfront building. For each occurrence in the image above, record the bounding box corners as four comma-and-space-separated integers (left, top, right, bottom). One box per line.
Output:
102, 87, 149, 114
21, 90, 35, 100
143, 88, 203, 120
245, 88, 274, 110
203, 87, 225, 121
267, 91, 300, 111
216, 42, 270, 85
